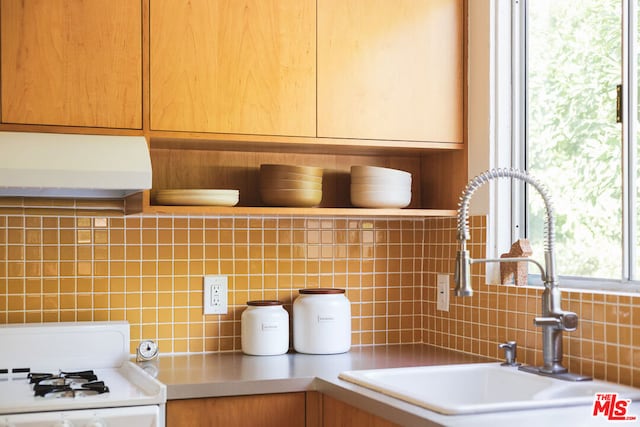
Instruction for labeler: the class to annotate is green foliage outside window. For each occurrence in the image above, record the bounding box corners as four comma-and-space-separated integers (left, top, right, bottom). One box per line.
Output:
527, 0, 622, 279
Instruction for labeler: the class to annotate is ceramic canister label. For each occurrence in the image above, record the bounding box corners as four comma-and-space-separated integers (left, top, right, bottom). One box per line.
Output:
317, 314, 336, 323
261, 322, 280, 331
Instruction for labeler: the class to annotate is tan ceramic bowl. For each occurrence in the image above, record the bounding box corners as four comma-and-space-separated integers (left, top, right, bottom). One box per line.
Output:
260, 188, 322, 207
260, 164, 323, 178
260, 178, 322, 191
261, 172, 323, 185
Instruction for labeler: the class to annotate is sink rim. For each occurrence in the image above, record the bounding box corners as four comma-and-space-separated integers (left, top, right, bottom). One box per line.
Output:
338, 362, 640, 415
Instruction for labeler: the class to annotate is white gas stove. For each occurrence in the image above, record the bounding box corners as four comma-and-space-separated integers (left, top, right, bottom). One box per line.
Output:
0, 322, 166, 427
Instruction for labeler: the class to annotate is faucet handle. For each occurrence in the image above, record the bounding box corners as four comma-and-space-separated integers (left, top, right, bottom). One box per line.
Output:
535, 312, 578, 332
561, 312, 578, 331
534, 316, 560, 327
498, 341, 521, 367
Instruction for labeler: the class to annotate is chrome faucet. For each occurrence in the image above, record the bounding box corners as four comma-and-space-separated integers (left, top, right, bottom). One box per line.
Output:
454, 168, 590, 381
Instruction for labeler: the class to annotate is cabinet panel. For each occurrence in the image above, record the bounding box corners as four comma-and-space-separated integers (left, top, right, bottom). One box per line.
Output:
150, 0, 316, 137
321, 395, 401, 427
1, 0, 142, 129
166, 393, 306, 427
318, 0, 464, 143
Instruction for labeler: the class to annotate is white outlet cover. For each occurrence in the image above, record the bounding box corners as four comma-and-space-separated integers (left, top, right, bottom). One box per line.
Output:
436, 273, 450, 312
204, 275, 228, 315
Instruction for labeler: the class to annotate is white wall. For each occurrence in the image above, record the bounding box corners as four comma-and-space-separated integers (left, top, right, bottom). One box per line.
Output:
467, 0, 513, 281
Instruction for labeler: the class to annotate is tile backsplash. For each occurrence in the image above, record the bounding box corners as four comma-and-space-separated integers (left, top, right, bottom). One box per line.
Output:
1, 212, 638, 387
0, 214, 425, 354
424, 216, 640, 388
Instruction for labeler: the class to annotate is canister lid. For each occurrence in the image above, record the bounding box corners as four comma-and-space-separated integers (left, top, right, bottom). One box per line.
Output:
246, 300, 283, 306
298, 288, 345, 295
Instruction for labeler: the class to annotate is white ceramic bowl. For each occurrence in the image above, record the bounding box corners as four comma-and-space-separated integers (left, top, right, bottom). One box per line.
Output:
350, 165, 411, 180
350, 189, 411, 208
350, 175, 411, 186
351, 183, 411, 193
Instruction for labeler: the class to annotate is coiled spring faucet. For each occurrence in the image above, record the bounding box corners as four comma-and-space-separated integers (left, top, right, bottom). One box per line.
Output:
455, 168, 589, 380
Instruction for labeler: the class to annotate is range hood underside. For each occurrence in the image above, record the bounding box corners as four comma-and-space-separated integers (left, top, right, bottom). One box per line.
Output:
0, 132, 152, 199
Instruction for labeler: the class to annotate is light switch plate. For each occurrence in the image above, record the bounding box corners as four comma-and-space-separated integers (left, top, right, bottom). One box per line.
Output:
204, 275, 228, 314
436, 273, 450, 312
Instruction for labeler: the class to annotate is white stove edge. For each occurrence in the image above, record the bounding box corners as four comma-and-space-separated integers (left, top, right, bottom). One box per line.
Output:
0, 322, 167, 416
1, 362, 166, 415
0, 321, 130, 370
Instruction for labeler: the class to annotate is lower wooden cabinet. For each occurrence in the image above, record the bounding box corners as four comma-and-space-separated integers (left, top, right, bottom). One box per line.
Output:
166, 392, 306, 427
319, 394, 400, 427
166, 392, 400, 427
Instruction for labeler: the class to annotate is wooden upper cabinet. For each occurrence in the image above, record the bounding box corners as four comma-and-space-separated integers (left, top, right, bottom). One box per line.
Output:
317, 0, 464, 143
150, 0, 316, 137
0, 0, 142, 129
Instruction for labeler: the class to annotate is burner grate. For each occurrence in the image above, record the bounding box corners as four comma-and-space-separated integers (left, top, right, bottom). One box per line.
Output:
29, 370, 98, 384
27, 370, 110, 398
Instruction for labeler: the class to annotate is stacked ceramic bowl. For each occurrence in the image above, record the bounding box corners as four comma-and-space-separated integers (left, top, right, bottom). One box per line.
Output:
350, 165, 412, 208
260, 164, 323, 207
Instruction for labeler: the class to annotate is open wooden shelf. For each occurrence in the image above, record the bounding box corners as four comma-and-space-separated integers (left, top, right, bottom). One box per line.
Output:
121, 140, 467, 217
141, 204, 456, 217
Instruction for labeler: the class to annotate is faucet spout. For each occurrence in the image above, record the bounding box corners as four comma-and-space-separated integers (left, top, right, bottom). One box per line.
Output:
454, 168, 585, 380
454, 248, 472, 297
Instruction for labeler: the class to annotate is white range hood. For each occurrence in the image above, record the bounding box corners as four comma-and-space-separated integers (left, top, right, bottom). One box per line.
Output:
0, 132, 152, 198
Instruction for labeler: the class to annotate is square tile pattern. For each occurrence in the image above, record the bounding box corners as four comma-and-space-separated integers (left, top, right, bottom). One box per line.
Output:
0, 211, 638, 387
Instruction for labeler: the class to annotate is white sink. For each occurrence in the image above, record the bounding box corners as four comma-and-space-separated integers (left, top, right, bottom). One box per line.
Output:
339, 363, 640, 415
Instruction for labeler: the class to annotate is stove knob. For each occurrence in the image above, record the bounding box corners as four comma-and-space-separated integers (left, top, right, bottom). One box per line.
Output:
85, 418, 107, 427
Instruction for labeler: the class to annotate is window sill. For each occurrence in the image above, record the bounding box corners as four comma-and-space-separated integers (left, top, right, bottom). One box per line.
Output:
519, 275, 640, 296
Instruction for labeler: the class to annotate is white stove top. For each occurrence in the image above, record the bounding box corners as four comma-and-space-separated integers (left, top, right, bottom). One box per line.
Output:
0, 322, 166, 416
0, 363, 165, 414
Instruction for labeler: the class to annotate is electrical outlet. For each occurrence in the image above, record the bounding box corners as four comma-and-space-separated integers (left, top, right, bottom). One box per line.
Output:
436, 273, 450, 312
203, 275, 228, 314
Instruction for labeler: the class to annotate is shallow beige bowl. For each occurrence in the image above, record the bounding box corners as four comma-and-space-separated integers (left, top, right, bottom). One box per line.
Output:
155, 189, 239, 206
260, 188, 322, 207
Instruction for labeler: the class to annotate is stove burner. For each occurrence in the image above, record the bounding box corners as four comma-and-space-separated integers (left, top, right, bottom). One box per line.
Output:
29, 370, 98, 384
34, 381, 110, 398
27, 370, 109, 398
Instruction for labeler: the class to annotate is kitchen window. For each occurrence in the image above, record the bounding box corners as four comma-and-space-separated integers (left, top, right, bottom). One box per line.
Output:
512, 0, 640, 287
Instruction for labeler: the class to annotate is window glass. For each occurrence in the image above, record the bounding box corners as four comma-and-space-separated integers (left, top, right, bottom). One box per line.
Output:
526, 0, 622, 279
636, 0, 640, 277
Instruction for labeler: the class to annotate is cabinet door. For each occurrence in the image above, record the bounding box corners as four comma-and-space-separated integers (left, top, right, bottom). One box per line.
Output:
0, 0, 142, 129
321, 395, 400, 427
166, 393, 306, 427
318, 0, 464, 143
150, 0, 316, 137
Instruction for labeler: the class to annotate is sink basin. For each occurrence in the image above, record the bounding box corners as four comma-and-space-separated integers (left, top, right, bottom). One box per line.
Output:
339, 363, 640, 415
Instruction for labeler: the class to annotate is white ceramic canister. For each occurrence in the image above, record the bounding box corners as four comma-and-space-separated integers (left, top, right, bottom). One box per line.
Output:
241, 300, 289, 356
293, 288, 351, 354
